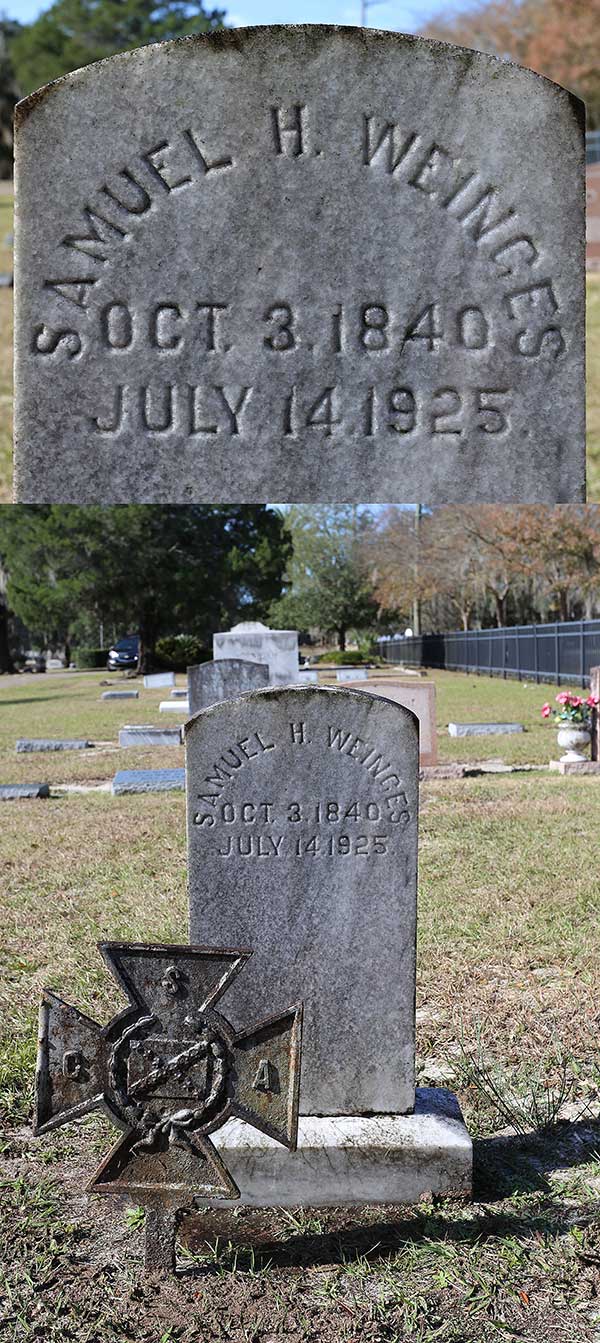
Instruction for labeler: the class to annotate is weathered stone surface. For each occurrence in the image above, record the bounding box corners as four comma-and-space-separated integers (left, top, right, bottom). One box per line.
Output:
448, 721, 524, 736
336, 667, 368, 681
343, 680, 437, 767
118, 724, 182, 746
112, 767, 185, 793
159, 699, 190, 713
14, 27, 585, 504
185, 685, 418, 1115
208, 1088, 472, 1206
16, 737, 93, 752
188, 658, 269, 715
214, 624, 298, 686
143, 671, 175, 688
101, 689, 139, 700
0, 783, 50, 799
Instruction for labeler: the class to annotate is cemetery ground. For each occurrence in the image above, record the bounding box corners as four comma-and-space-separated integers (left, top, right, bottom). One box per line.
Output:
1, 672, 599, 1341
0, 184, 599, 501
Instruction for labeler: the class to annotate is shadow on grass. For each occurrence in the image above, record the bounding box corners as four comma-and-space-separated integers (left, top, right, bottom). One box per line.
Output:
0, 696, 65, 707
178, 1117, 600, 1275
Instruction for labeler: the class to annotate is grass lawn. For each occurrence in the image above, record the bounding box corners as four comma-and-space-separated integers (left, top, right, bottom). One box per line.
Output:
0, 182, 598, 500
0, 671, 599, 1340
0, 666, 584, 786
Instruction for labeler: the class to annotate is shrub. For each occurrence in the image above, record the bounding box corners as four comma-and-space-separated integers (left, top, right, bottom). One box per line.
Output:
315, 649, 369, 665
75, 647, 108, 669
155, 635, 211, 672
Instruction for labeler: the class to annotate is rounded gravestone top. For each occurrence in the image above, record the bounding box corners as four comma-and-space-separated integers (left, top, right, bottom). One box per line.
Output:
229, 622, 270, 632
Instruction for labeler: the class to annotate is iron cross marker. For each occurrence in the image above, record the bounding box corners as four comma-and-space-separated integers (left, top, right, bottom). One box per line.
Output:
35, 942, 302, 1266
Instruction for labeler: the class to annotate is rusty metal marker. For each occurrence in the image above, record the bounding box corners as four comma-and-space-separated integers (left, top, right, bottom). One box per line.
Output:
35, 942, 302, 1270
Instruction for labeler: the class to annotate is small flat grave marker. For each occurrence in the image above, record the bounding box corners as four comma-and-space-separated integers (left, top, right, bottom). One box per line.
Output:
118, 725, 182, 747
0, 782, 50, 799
112, 767, 185, 793
159, 700, 190, 714
14, 27, 585, 503
102, 689, 139, 700
336, 667, 368, 681
448, 721, 524, 737
16, 738, 93, 753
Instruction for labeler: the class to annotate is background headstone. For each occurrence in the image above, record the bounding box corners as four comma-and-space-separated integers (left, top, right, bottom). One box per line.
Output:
336, 667, 368, 682
342, 680, 437, 767
214, 623, 298, 686
14, 27, 584, 504
143, 671, 176, 689
185, 686, 419, 1115
188, 657, 269, 716
297, 668, 318, 683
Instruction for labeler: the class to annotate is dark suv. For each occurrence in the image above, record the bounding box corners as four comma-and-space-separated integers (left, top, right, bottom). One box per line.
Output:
107, 636, 139, 671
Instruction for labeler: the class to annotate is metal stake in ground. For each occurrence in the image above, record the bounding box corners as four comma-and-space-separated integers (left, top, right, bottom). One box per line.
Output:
34, 942, 303, 1272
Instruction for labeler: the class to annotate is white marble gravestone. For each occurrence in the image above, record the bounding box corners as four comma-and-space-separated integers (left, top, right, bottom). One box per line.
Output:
213, 623, 298, 686
14, 26, 584, 503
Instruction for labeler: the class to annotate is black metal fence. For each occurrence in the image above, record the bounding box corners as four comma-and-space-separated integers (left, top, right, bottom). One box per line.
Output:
377, 620, 600, 687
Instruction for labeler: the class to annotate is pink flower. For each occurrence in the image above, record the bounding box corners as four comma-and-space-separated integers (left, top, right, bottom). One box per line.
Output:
541, 703, 551, 718
586, 695, 599, 708
570, 696, 582, 708
556, 692, 570, 704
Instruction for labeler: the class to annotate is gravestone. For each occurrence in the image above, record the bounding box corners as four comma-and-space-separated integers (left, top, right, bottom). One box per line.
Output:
185, 685, 471, 1203
342, 679, 437, 767
101, 689, 139, 700
0, 782, 50, 800
186, 685, 418, 1114
336, 667, 368, 682
14, 26, 584, 504
188, 658, 269, 716
214, 623, 298, 686
159, 699, 190, 713
297, 668, 318, 683
448, 721, 524, 736
118, 724, 182, 747
16, 737, 93, 752
112, 767, 185, 793
171, 687, 189, 699
143, 671, 175, 689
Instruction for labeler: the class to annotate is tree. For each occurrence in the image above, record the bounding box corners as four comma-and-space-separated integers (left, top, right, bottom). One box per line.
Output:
421, 0, 600, 126
11, 0, 226, 96
0, 17, 21, 179
270, 506, 380, 651
0, 506, 290, 670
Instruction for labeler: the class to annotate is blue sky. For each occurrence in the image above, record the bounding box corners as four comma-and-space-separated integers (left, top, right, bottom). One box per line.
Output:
5, 0, 472, 32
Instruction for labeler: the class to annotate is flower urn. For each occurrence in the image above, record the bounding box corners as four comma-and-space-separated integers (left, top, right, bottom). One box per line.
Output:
556, 724, 591, 763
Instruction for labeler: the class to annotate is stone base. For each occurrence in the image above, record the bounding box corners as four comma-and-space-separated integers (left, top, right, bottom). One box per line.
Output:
208, 1088, 472, 1207
549, 759, 600, 775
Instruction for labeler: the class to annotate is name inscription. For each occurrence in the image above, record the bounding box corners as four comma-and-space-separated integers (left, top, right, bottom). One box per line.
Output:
31, 107, 567, 408
191, 721, 414, 861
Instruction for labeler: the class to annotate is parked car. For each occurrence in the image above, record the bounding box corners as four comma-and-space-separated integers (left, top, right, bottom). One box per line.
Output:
107, 636, 139, 671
